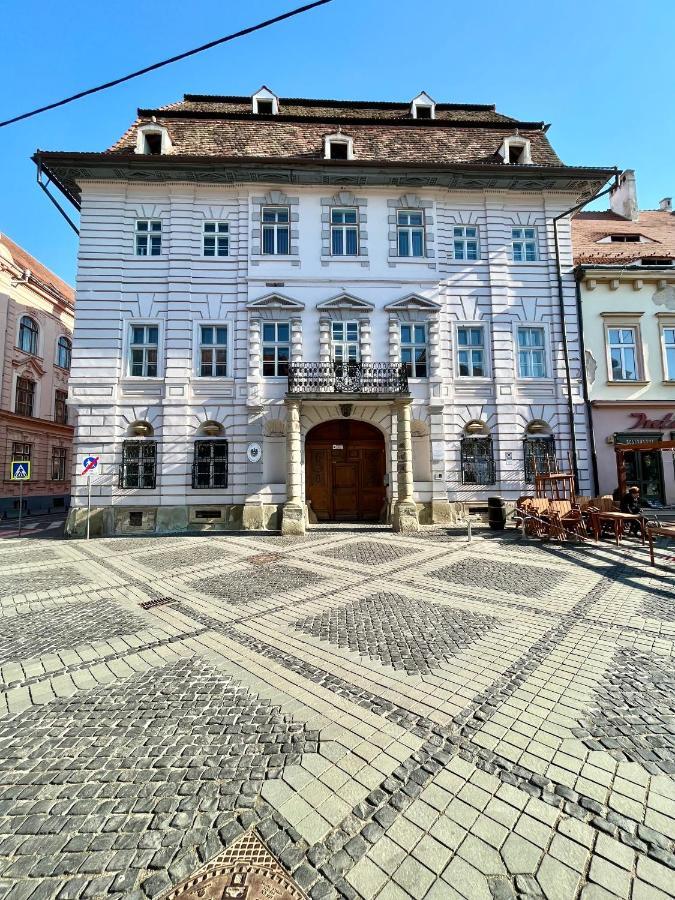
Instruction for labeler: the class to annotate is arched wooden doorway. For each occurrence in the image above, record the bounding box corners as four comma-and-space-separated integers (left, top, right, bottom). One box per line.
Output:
305, 420, 386, 522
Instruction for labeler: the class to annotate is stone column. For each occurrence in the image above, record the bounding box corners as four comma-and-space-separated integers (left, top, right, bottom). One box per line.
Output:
393, 399, 420, 533
281, 398, 306, 535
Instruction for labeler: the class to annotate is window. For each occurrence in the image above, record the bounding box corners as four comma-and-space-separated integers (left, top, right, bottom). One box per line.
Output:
397, 211, 425, 257
120, 441, 157, 489
15, 377, 35, 417
328, 141, 349, 160
609, 234, 641, 242
331, 321, 359, 362
144, 133, 162, 155
203, 221, 229, 257
607, 327, 639, 381
11, 442, 31, 463
461, 437, 495, 485
256, 100, 273, 115
18, 316, 39, 355
57, 335, 71, 369
415, 105, 432, 119
524, 436, 555, 482
129, 325, 159, 377
261, 207, 290, 255
457, 327, 485, 377
641, 258, 673, 267
54, 390, 68, 425
453, 226, 479, 261
262, 322, 290, 376
400, 324, 428, 378
192, 440, 228, 489
51, 447, 67, 481
135, 220, 162, 256
199, 325, 228, 377
324, 134, 354, 160
663, 327, 675, 380
331, 208, 359, 256
511, 227, 538, 262
517, 327, 547, 378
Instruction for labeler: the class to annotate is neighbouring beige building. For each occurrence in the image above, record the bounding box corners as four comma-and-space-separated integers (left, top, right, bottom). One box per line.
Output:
574, 171, 675, 506
0, 233, 75, 518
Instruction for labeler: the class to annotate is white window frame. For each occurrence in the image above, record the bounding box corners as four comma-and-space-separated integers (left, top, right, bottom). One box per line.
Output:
456, 324, 488, 378
661, 323, 675, 381
397, 210, 425, 258
452, 225, 480, 261
605, 324, 642, 382
135, 125, 171, 155
324, 134, 354, 160
501, 136, 532, 165
400, 323, 428, 379
127, 322, 161, 379
330, 207, 359, 257
195, 322, 231, 378
261, 206, 290, 255
261, 321, 291, 378
135, 219, 162, 256
516, 325, 548, 379
202, 221, 229, 257
331, 321, 360, 362
511, 226, 538, 262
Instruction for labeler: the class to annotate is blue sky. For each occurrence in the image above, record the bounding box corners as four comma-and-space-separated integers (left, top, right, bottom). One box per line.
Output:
1, 0, 673, 285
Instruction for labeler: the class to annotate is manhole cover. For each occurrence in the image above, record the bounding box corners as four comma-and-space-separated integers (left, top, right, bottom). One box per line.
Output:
158, 829, 307, 899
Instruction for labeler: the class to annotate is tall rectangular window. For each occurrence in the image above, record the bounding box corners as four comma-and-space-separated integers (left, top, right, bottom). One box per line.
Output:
261, 207, 290, 255
607, 327, 639, 381
662, 327, 675, 380
54, 390, 68, 424
331, 321, 359, 362
331, 208, 359, 256
135, 220, 162, 256
129, 325, 159, 377
262, 322, 290, 376
511, 227, 538, 262
453, 226, 479, 261
192, 441, 228, 489
397, 210, 425, 257
51, 447, 67, 481
199, 325, 228, 377
15, 377, 35, 417
120, 441, 157, 489
457, 327, 485, 377
461, 437, 495, 485
400, 324, 428, 378
524, 437, 555, 482
203, 221, 229, 256
517, 327, 546, 378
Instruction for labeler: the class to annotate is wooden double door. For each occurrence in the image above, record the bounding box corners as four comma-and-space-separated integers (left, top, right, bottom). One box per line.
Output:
305, 420, 386, 522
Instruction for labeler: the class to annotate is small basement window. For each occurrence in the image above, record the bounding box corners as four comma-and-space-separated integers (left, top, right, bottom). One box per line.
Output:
129, 511, 143, 527
195, 509, 222, 519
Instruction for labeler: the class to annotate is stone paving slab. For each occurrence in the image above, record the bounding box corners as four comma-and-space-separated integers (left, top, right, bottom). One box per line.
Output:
0, 526, 673, 899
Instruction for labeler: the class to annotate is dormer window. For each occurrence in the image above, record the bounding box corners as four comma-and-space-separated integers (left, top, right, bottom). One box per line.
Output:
136, 125, 171, 156
410, 92, 436, 120
144, 133, 162, 155
640, 258, 673, 267
324, 134, 354, 160
611, 234, 641, 242
255, 100, 274, 115
252, 87, 279, 115
500, 135, 532, 165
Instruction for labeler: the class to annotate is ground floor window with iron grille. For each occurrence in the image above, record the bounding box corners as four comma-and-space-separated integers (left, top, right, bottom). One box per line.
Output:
120, 440, 157, 489
524, 436, 555, 482
461, 437, 495, 485
192, 440, 228, 489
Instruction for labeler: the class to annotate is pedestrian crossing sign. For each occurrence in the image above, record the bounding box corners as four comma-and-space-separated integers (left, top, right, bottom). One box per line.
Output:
11, 461, 31, 480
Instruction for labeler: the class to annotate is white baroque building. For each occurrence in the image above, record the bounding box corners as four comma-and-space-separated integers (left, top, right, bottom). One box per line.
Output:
36, 88, 614, 536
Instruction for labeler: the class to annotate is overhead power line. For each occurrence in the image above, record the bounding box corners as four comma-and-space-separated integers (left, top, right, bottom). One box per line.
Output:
0, 0, 334, 129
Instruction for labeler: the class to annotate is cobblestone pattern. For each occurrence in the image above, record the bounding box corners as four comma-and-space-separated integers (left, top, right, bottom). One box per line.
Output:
191, 564, 325, 606
427, 558, 566, 598
137, 545, 234, 572
316, 541, 418, 566
0, 566, 90, 597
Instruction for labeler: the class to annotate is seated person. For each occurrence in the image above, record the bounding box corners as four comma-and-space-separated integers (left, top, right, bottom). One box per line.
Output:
620, 486, 644, 535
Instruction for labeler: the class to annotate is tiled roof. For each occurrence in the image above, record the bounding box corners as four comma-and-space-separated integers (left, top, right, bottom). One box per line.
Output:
572, 209, 675, 265
0, 232, 74, 304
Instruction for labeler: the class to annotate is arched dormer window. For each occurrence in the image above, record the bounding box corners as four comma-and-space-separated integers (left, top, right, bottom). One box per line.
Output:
411, 92, 435, 120
57, 335, 72, 370
325, 133, 354, 160
135, 124, 172, 155
18, 315, 39, 355
252, 86, 279, 115
500, 135, 532, 165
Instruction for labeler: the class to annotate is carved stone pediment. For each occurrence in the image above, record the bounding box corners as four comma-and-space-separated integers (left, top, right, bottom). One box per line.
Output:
316, 293, 374, 312
384, 293, 441, 312
12, 355, 46, 378
246, 293, 305, 311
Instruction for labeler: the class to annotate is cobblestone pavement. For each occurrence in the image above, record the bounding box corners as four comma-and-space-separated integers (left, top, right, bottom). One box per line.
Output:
0, 526, 674, 900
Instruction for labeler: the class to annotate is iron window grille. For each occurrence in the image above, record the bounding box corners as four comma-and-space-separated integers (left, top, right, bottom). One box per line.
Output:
203, 221, 229, 256
15, 377, 35, 417
192, 440, 229, 489
461, 437, 496, 485
261, 207, 290, 255
57, 335, 72, 369
453, 226, 479, 260
330, 208, 359, 256
199, 325, 228, 377
135, 220, 162, 256
397, 210, 425, 257
51, 447, 67, 481
18, 316, 39, 355
524, 436, 556, 482
54, 390, 68, 424
400, 324, 428, 378
457, 326, 485, 377
262, 322, 290, 376
120, 440, 157, 489
129, 325, 159, 377
511, 227, 538, 262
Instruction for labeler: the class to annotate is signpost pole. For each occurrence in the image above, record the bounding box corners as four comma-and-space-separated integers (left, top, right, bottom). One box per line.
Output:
18, 478, 23, 538
87, 475, 92, 541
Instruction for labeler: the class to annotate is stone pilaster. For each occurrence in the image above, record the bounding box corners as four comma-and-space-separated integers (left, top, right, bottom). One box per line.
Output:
290, 317, 303, 363
247, 317, 261, 406
281, 398, 305, 535
319, 318, 331, 364
393, 399, 419, 533
360, 319, 372, 364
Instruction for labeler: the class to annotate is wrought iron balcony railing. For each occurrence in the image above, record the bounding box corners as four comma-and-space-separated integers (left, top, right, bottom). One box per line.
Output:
288, 361, 409, 395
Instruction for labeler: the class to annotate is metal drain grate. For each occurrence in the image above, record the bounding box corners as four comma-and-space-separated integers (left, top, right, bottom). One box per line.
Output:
139, 596, 176, 610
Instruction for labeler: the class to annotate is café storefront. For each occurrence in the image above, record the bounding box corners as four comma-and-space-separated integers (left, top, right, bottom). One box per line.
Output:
591, 403, 675, 506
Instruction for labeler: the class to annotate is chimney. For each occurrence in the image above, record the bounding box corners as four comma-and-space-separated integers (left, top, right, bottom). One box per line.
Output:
610, 170, 639, 221
659, 197, 672, 212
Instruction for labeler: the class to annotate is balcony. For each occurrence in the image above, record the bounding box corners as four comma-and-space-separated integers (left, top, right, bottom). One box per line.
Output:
288, 361, 409, 395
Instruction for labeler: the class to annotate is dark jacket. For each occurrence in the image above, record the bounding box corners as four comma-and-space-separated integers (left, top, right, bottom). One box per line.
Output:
620, 492, 641, 515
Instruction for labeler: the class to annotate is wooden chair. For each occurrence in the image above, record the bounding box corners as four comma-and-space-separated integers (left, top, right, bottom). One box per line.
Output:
522, 498, 552, 537
549, 500, 588, 541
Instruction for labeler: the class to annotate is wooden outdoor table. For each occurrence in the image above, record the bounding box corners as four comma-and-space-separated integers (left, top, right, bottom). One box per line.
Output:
590, 510, 646, 545
647, 524, 675, 566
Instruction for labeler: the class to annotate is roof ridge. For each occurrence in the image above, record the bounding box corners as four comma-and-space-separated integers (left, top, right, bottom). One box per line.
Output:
181, 93, 498, 111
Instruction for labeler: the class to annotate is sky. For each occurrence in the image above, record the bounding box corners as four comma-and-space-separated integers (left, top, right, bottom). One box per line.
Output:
1, 0, 673, 285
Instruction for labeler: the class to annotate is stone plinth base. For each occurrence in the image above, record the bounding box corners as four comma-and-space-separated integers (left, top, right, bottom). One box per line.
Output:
392, 499, 420, 533
281, 502, 306, 536
64, 504, 283, 538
